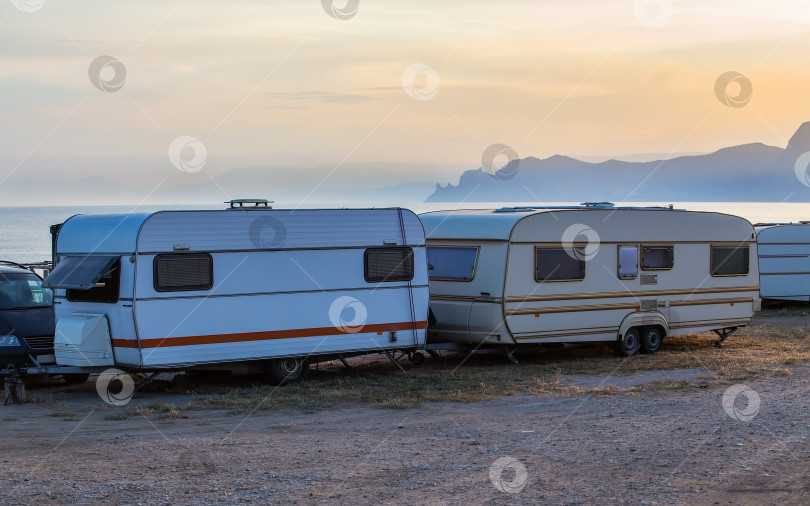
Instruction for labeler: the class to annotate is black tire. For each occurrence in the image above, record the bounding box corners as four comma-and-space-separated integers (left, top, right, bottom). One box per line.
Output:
62, 373, 90, 385
616, 328, 641, 357
640, 326, 664, 354
410, 352, 425, 365
266, 358, 309, 386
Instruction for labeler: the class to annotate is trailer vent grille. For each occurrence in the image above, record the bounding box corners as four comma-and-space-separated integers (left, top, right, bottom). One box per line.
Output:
640, 274, 658, 285
640, 300, 658, 311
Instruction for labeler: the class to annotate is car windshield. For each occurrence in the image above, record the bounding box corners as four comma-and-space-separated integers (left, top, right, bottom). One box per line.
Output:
0, 271, 53, 310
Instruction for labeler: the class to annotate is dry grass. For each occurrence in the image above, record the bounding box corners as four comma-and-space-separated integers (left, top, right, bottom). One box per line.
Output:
758, 305, 810, 318
100, 322, 810, 419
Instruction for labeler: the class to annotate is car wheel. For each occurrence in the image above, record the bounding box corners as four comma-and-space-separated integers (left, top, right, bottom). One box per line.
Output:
266, 357, 309, 386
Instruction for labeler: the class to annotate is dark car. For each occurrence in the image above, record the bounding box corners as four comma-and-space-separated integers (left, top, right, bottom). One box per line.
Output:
0, 261, 55, 370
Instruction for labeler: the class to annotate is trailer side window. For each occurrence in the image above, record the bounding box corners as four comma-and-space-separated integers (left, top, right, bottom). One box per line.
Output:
365, 247, 414, 283
641, 246, 673, 270
711, 246, 749, 276
618, 245, 638, 279
427, 247, 478, 281
66, 258, 121, 303
154, 254, 213, 292
536, 247, 585, 282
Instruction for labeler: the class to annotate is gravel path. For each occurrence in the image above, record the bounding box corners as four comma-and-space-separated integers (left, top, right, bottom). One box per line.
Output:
2, 364, 809, 504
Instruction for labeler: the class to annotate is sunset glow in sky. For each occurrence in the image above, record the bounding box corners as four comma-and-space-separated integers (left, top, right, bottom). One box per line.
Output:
2, 0, 810, 189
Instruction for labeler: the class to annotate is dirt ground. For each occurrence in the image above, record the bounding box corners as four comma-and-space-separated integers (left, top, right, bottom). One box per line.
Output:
2, 315, 810, 505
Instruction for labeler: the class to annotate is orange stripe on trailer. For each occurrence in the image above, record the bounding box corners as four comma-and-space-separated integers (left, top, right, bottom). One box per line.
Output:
111, 321, 427, 349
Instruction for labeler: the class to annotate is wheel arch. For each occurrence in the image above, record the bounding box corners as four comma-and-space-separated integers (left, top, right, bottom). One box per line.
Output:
618, 311, 669, 340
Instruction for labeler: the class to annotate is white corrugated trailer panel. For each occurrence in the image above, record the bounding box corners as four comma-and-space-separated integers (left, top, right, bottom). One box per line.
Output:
757, 224, 810, 300
421, 209, 526, 241
137, 208, 425, 252
509, 209, 755, 243
137, 289, 428, 367
57, 213, 151, 254
135, 248, 428, 299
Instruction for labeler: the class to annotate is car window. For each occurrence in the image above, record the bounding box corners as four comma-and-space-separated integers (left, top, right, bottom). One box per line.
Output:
0, 272, 52, 310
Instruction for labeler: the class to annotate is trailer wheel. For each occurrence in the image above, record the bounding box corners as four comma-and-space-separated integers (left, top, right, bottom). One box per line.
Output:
616, 328, 641, 357
640, 326, 664, 354
410, 352, 425, 365
266, 358, 309, 386
62, 373, 90, 385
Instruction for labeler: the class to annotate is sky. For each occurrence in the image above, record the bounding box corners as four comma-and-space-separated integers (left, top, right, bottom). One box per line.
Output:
1, 0, 810, 204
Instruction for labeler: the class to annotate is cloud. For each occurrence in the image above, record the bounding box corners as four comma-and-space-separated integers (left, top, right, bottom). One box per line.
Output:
262, 90, 379, 104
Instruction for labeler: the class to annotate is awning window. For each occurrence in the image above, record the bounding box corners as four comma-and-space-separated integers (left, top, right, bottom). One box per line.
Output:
42, 256, 119, 290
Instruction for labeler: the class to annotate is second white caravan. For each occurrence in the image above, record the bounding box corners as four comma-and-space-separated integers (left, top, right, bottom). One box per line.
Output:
421, 204, 760, 356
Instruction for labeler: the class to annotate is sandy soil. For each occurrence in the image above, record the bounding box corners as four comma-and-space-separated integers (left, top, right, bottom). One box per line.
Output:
2, 320, 810, 504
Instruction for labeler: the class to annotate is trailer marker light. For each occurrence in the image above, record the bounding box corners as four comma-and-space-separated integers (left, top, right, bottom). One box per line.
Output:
534, 313, 539, 318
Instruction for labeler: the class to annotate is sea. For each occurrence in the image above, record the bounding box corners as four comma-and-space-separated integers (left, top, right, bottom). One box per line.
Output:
1, 202, 809, 264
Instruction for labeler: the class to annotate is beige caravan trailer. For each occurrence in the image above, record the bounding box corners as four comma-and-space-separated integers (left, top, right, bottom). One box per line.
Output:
421, 204, 760, 356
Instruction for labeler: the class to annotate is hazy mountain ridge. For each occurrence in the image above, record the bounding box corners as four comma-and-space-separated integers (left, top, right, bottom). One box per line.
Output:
427, 123, 810, 203
0, 160, 468, 206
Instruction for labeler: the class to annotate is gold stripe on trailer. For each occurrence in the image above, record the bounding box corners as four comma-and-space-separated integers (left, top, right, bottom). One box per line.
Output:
505, 286, 759, 304
665, 297, 752, 307
506, 297, 753, 316
669, 317, 751, 326
669, 320, 749, 330
515, 329, 617, 340
507, 302, 640, 316
512, 324, 617, 335
514, 320, 751, 340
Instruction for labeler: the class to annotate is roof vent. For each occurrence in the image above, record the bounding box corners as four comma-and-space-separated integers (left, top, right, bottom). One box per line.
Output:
227, 199, 273, 209
580, 202, 615, 209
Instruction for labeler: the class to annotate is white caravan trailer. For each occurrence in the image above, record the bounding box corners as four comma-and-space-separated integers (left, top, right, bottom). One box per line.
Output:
34, 206, 428, 384
421, 204, 760, 356
756, 222, 810, 301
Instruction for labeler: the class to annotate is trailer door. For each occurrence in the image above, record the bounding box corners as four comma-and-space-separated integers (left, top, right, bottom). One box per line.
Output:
426, 246, 480, 344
